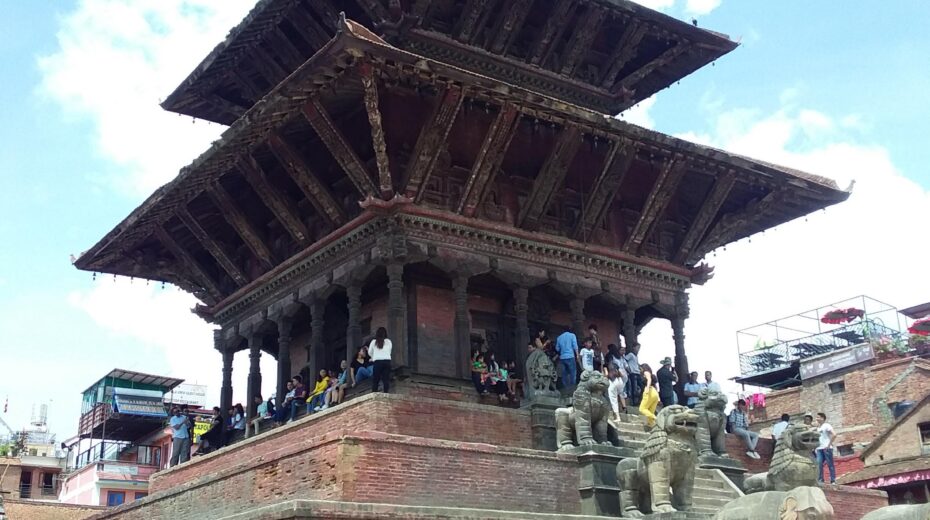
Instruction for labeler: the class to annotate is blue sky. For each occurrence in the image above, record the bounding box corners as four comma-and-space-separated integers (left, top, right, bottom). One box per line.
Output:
1, 1, 928, 442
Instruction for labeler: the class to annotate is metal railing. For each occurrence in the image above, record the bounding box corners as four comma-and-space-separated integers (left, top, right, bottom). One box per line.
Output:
17, 484, 57, 500
739, 319, 902, 376
70, 443, 161, 471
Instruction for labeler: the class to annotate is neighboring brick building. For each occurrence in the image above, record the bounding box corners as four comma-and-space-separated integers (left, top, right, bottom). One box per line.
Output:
1, 499, 104, 520
839, 393, 930, 505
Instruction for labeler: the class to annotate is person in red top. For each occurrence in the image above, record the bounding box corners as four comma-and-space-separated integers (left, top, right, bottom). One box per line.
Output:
288, 375, 308, 422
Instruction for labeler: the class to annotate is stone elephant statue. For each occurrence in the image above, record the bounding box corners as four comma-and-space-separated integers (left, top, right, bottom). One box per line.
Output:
714, 486, 834, 520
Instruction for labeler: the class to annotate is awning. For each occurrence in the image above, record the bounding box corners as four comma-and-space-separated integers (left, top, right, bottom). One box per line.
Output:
854, 469, 930, 489
114, 395, 167, 417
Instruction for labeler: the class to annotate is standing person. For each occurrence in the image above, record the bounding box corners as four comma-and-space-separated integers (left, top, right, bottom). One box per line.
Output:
607, 366, 627, 420
555, 326, 580, 387
702, 371, 722, 392
656, 357, 676, 407
369, 327, 393, 393
350, 346, 373, 387
606, 343, 624, 373
587, 324, 600, 356
168, 406, 191, 466
683, 372, 702, 409
815, 413, 836, 484
579, 338, 595, 373
638, 364, 660, 428
728, 399, 761, 459
772, 413, 790, 440
624, 343, 642, 405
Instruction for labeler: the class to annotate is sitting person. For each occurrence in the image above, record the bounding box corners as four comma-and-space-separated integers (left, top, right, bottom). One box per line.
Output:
307, 369, 330, 412
485, 352, 510, 402
247, 394, 273, 438
471, 349, 488, 395
288, 375, 308, 423
638, 363, 660, 428
200, 406, 224, 453
728, 399, 761, 459
327, 360, 350, 406
226, 403, 247, 444
275, 381, 295, 425
505, 359, 523, 398
350, 346, 373, 387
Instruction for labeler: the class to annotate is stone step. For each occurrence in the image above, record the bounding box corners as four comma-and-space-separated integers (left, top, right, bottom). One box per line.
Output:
694, 477, 727, 490
694, 486, 739, 499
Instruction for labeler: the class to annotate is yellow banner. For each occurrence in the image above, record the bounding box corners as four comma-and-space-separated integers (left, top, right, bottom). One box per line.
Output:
193, 420, 211, 442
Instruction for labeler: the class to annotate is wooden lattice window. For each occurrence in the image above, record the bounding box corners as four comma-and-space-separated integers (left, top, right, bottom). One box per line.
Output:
919, 423, 930, 454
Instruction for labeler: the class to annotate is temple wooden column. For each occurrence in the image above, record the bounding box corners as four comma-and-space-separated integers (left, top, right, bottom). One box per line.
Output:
622, 308, 638, 349
346, 284, 362, 366
570, 296, 586, 340
245, 332, 263, 420
276, 317, 293, 404
514, 286, 530, 368
308, 297, 325, 381
671, 316, 689, 405
387, 262, 406, 367
453, 275, 470, 378
218, 331, 233, 416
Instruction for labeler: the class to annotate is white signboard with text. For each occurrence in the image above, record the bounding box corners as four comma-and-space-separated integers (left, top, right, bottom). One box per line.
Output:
164, 383, 208, 408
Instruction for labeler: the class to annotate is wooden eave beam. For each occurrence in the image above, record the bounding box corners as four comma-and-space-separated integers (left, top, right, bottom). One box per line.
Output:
307, 0, 340, 31
206, 182, 276, 271
599, 20, 646, 88
238, 156, 312, 248
688, 188, 789, 264
488, 0, 533, 54
411, 0, 434, 24
357, 0, 389, 21
572, 139, 636, 241
360, 66, 393, 197
405, 86, 464, 200
266, 131, 347, 226
528, 0, 575, 66
301, 100, 380, 199
267, 29, 304, 69
288, 4, 331, 48
457, 103, 520, 216
560, 6, 607, 76
250, 45, 288, 86
517, 126, 584, 229
615, 43, 689, 94
232, 68, 263, 101
176, 206, 249, 286
205, 92, 246, 120
455, 0, 491, 44
154, 226, 223, 302
673, 170, 737, 264
623, 157, 687, 253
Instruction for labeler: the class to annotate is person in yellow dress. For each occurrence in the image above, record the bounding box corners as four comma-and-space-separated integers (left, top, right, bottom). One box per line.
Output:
638, 363, 660, 428
307, 369, 330, 412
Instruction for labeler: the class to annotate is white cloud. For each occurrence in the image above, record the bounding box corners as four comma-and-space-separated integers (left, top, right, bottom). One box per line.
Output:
639, 98, 930, 402
631, 0, 676, 11
685, 0, 722, 16
617, 97, 657, 129
37, 0, 258, 196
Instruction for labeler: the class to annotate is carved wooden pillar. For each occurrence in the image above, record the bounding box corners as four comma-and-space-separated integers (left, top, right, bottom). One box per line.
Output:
570, 296, 586, 340
671, 316, 689, 404
218, 331, 233, 416
245, 332, 263, 420
387, 262, 406, 367
622, 308, 637, 349
514, 286, 530, 369
308, 297, 325, 380
276, 317, 293, 405
346, 284, 363, 367
453, 275, 470, 378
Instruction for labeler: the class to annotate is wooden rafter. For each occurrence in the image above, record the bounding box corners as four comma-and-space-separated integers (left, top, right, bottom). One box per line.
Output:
457, 104, 520, 216
176, 205, 249, 286
288, 4, 330, 48
206, 182, 276, 271
615, 43, 688, 93
674, 170, 737, 264
250, 45, 287, 85
599, 20, 646, 88
267, 30, 303, 69
360, 66, 393, 197
528, 0, 575, 66
455, 0, 491, 44
488, 0, 533, 54
301, 100, 380, 199
238, 156, 312, 247
266, 131, 347, 226
405, 86, 464, 200
357, 0, 389, 21
154, 226, 223, 302
623, 157, 687, 253
517, 126, 584, 229
688, 188, 789, 264
205, 92, 246, 119
306, 0, 340, 31
232, 69, 263, 100
412, 0, 434, 24
560, 6, 606, 76
572, 139, 636, 241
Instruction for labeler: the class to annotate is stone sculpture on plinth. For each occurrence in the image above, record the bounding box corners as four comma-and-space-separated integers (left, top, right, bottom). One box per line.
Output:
862, 503, 930, 519
616, 405, 699, 517
555, 370, 616, 451
714, 486, 834, 520
525, 347, 559, 400
744, 423, 820, 493
696, 387, 729, 458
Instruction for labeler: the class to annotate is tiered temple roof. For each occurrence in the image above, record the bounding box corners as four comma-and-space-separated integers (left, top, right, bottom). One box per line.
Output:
76, 11, 848, 312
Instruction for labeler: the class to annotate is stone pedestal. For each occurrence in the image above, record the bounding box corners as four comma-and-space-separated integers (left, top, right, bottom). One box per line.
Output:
699, 454, 747, 492
636, 512, 714, 519
526, 395, 564, 451
565, 445, 631, 516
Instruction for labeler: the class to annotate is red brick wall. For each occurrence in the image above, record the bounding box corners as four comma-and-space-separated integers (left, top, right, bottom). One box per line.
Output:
725, 435, 775, 474
823, 485, 888, 520
752, 387, 801, 424
863, 399, 930, 465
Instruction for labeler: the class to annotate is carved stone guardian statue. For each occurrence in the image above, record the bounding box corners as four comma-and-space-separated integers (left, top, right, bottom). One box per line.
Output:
695, 387, 729, 458
554, 370, 616, 450
744, 423, 820, 493
862, 503, 930, 520
525, 346, 559, 399
616, 405, 699, 517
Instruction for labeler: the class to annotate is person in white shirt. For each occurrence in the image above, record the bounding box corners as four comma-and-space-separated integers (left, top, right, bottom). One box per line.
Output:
702, 370, 722, 393
815, 412, 836, 484
369, 327, 393, 393
771, 414, 790, 441
683, 371, 702, 408
606, 367, 627, 420
579, 338, 595, 372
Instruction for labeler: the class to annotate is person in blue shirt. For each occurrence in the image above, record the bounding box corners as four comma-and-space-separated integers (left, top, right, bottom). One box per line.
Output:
555, 327, 580, 387
683, 371, 702, 408
168, 406, 191, 467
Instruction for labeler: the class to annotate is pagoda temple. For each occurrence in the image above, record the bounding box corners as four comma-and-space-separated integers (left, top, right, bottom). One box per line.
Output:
75, 0, 850, 418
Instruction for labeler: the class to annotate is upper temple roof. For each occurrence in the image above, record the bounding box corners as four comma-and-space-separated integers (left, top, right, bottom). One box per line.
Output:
162, 0, 738, 124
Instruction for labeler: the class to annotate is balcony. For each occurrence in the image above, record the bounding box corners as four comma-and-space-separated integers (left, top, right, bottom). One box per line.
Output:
17, 484, 58, 501
70, 442, 162, 473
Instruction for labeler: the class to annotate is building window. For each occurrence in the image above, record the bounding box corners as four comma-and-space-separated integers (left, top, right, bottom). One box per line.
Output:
134, 492, 148, 501
837, 444, 854, 456
919, 423, 930, 453
828, 381, 846, 394
107, 491, 125, 507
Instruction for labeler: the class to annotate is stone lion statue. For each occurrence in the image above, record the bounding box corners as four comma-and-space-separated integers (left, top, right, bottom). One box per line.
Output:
695, 387, 729, 458
525, 348, 559, 399
616, 405, 699, 517
714, 486, 834, 520
862, 503, 930, 520
554, 370, 615, 451
744, 423, 820, 493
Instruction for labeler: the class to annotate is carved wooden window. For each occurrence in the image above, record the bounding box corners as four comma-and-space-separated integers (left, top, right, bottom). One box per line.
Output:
919, 422, 930, 454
